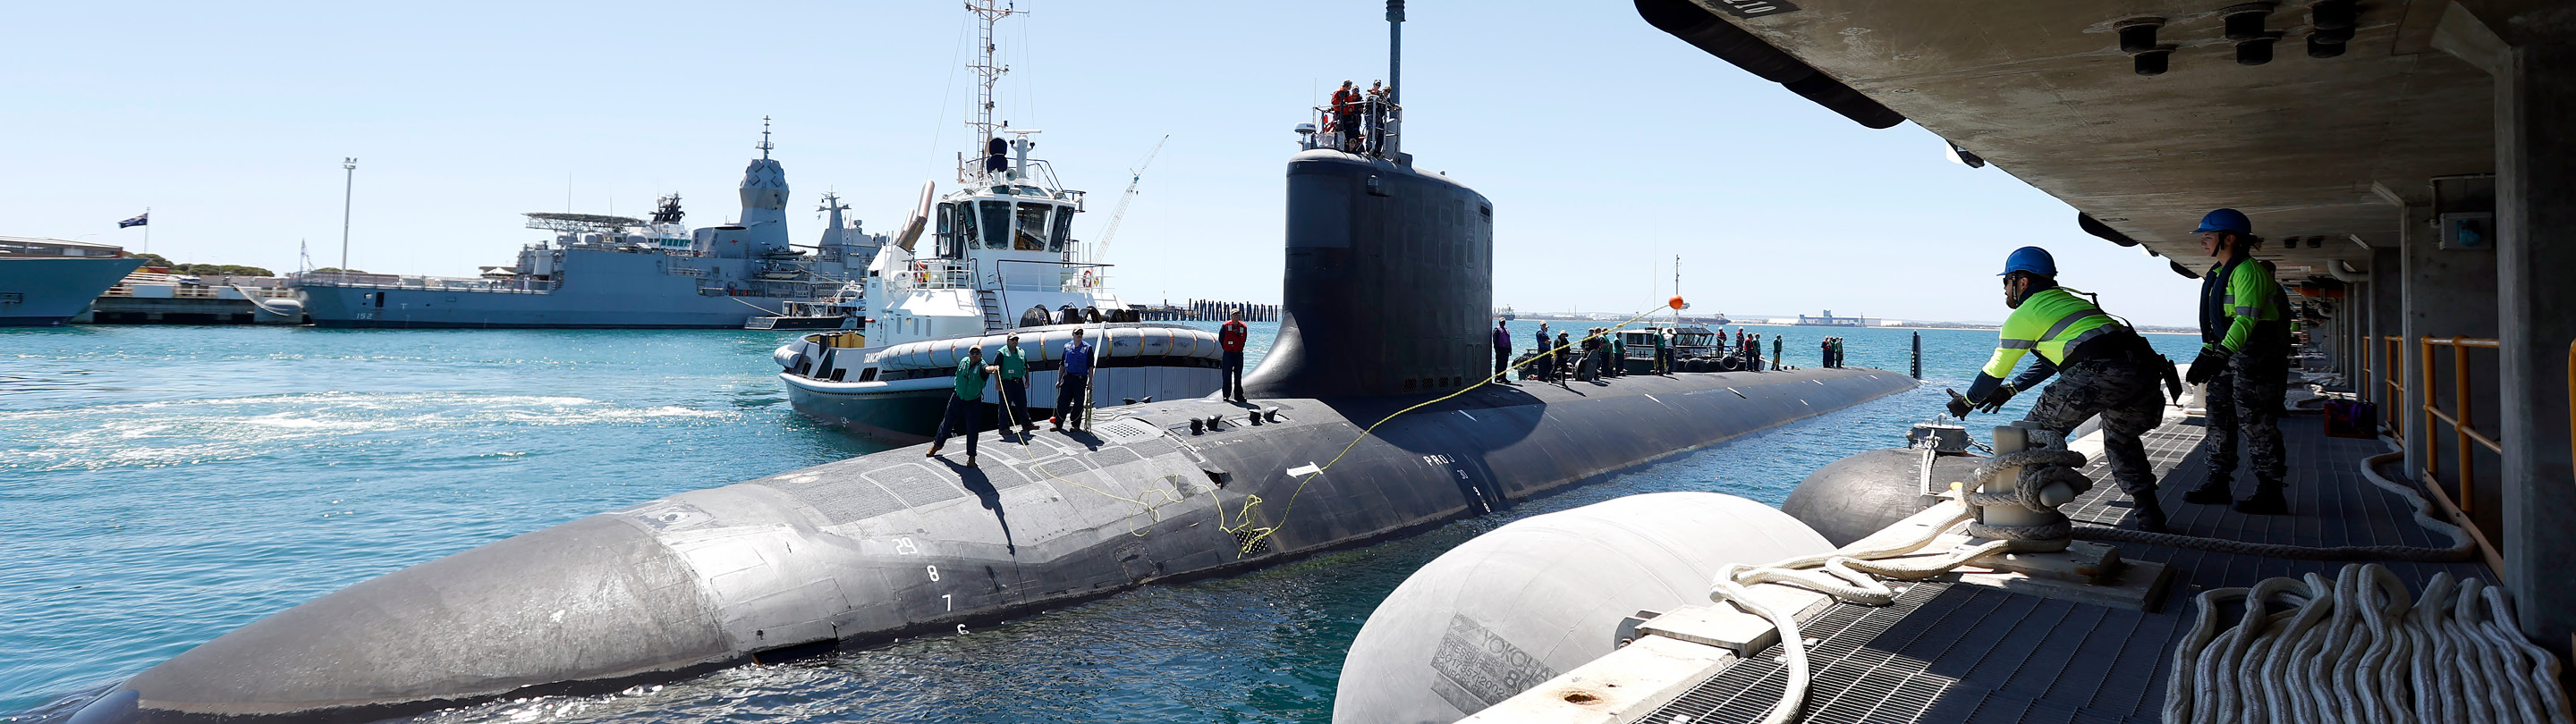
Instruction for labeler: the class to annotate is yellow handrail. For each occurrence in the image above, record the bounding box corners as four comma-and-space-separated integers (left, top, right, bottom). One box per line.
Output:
2420, 335, 2502, 515
2384, 335, 2407, 442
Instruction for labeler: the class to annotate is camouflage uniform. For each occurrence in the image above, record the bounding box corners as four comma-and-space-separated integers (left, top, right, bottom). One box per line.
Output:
2022, 358, 2166, 496
2200, 350, 2288, 484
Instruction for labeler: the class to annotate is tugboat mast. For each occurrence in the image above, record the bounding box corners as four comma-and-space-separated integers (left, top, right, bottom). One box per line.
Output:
965, 0, 1021, 181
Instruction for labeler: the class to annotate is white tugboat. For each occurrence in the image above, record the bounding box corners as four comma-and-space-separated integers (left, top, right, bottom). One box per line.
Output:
774, 0, 1222, 442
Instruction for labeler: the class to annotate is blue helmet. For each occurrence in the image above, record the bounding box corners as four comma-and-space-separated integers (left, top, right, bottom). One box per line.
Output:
1999, 246, 2056, 276
2193, 208, 2253, 234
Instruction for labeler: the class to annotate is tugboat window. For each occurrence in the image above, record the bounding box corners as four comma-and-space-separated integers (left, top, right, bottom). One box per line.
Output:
951, 202, 975, 258
1049, 204, 1074, 252
1014, 203, 1051, 251
979, 200, 1013, 249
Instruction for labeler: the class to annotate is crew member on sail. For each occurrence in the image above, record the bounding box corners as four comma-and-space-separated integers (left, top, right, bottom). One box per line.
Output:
1948, 246, 2179, 532
2178, 208, 2294, 515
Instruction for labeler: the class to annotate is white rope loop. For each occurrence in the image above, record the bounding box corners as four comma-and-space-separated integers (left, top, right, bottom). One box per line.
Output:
2165, 564, 2574, 724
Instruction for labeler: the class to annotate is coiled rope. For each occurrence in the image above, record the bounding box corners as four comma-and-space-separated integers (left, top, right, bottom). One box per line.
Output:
2165, 564, 2573, 724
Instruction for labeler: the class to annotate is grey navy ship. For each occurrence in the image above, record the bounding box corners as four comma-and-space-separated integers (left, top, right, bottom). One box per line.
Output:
0, 236, 147, 326
294, 127, 883, 329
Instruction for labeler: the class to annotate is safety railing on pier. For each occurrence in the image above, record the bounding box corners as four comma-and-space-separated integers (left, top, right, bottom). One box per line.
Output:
2389, 333, 2504, 574
2419, 336, 2502, 514
2383, 335, 2407, 442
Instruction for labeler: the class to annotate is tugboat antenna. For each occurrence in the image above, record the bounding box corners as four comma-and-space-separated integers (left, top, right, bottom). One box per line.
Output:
758, 115, 775, 160
965, 0, 1022, 181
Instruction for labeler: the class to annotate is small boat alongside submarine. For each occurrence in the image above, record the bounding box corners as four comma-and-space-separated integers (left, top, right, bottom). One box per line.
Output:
65, 12, 1915, 724
773, 3, 1220, 442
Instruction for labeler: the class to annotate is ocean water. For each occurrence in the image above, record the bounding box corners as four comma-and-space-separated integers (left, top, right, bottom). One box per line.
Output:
2, 321, 2200, 723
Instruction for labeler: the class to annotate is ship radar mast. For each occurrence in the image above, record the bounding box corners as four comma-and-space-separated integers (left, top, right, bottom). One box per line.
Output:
963, 0, 1022, 183
758, 115, 775, 160
651, 194, 684, 226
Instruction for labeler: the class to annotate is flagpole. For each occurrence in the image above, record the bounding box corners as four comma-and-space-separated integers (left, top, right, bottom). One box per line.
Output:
341, 158, 358, 274
143, 206, 150, 255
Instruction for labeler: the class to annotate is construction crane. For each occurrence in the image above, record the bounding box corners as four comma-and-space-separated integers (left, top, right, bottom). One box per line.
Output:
1088, 134, 1168, 264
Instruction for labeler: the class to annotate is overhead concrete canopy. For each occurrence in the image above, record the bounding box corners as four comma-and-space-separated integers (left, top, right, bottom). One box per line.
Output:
1648, 0, 2534, 280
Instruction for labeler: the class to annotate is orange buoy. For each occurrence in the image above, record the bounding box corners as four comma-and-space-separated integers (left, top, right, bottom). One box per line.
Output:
1667, 296, 1686, 310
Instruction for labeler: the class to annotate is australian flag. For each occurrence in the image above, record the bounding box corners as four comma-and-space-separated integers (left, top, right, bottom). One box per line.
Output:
118, 213, 149, 228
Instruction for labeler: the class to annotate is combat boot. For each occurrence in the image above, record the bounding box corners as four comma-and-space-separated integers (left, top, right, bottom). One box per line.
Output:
2132, 493, 2171, 534
2181, 477, 2234, 505
2233, 480, 2290, 515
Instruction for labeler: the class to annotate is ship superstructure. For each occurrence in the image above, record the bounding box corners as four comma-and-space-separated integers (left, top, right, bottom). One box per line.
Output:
294, 123, 885, 329
775, 0, 1222, 442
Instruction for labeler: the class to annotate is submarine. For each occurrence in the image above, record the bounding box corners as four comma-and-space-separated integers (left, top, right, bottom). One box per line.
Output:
67, 29, 1913, 724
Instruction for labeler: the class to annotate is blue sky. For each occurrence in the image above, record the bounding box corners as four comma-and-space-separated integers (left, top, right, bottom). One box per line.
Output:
3, 1, 2211, 326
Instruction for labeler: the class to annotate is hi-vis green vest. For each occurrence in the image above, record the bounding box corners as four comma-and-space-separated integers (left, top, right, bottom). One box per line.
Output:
2201, 257, 2287, 354
1979, 288, 2123, 379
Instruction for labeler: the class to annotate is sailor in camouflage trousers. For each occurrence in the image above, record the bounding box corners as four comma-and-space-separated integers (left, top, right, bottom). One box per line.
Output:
2023, 358, 2167, 499
2197, 351, 2287, 495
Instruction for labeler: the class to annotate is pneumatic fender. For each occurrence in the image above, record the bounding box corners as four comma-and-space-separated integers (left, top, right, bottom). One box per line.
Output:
1332, 492, 1832, 724
1781, 448, 1986, 547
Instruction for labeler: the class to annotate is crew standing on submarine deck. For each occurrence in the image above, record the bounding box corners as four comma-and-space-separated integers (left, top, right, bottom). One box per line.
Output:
2178, 208, 2294, 515
1533, 323, 1553, 383
1219, 309, 1249, 402
996, 333, 1033, 434
1053, 328, 1092, 432
928, 345, 990, 467
1492, 320, 1513, 383
1609, 329, 1626, 377
1948, 246, 2178, 532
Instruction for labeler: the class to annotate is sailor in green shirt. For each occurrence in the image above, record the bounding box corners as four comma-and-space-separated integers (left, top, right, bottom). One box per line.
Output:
928, 345, 990, 467
1948, 246, 2181, 532
1652, 328, 1670, 375
995, 333, 1033, 435
2178, 208, 2293, 515
1609, 331, 1626, 378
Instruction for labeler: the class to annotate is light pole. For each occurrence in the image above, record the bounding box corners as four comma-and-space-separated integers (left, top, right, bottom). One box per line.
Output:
340, 157, 357, 273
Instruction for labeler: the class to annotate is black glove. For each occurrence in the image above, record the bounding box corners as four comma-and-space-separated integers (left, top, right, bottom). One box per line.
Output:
1975, 383, 2016, 414
1945, 388, 1973, 418
2185, 347, 2228, 385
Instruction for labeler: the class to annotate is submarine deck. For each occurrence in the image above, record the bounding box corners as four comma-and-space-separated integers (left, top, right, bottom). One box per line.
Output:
1468, 375, 2496, 723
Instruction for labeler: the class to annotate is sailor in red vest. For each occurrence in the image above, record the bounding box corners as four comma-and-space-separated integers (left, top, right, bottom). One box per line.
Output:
1219, 309, 1250, 402
1330, 80, 1360, 152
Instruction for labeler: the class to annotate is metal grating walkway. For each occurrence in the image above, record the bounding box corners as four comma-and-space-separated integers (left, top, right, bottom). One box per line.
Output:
1640, 412, 2491, 724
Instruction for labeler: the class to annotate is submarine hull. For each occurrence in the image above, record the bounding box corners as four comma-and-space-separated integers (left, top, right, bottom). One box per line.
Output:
90, 366, 1912, 723
84, 145, 1921, 724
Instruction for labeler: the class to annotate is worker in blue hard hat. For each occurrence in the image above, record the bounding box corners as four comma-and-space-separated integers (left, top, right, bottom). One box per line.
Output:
2178, 208, 2293, 515
1948, 246, 2182, 532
